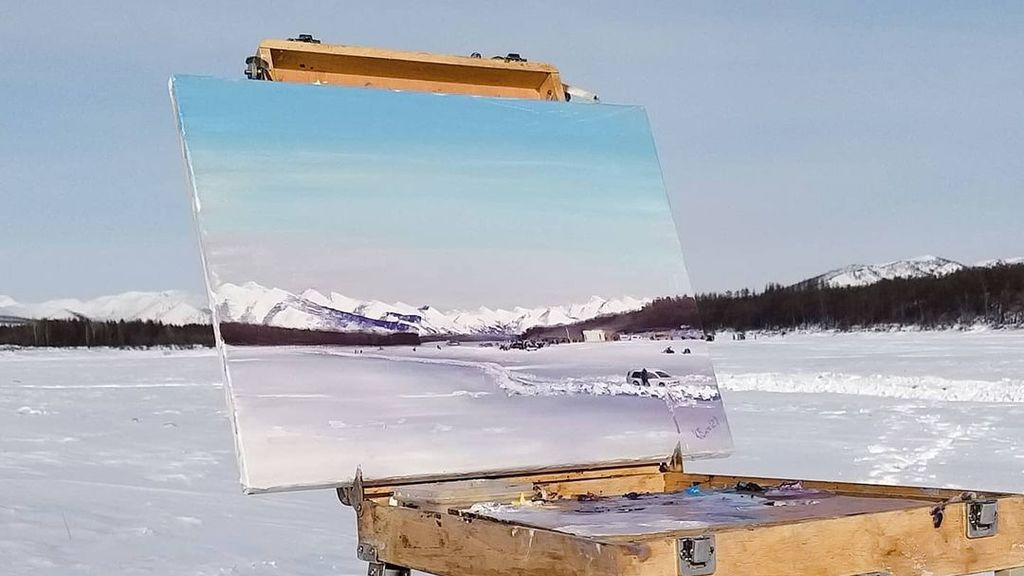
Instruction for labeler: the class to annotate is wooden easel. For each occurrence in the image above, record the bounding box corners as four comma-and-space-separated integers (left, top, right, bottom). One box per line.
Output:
243, 36, 1024, 576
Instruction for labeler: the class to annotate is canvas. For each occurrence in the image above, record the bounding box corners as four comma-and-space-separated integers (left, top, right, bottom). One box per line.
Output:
171, 76, 732, 493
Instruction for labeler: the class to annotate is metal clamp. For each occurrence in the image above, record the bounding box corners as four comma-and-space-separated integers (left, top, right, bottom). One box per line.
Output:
966, 499, 998, 538
367, 564, 410, 576
287, 33, 321, 44
678, 535, 716, 575
244, 55, 270, 81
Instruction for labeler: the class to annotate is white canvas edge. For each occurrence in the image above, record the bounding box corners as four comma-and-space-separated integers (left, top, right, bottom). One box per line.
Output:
169, 76, 254, 493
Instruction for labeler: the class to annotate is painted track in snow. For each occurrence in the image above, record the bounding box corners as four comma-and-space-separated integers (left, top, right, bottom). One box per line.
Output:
310, 348, 720, 403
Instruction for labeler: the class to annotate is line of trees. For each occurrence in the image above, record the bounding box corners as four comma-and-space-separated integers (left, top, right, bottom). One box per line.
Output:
219, 323, 420, 346
0, 318, 214, 348
524, 296, 701, 340
5, 264, 1021, 348
0, 318, 426, 348
696, 264, 1024, 332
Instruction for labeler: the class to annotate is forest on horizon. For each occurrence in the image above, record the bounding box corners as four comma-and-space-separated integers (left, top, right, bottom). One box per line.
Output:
2, 264, 1022, 347
696, 263, 1024, 332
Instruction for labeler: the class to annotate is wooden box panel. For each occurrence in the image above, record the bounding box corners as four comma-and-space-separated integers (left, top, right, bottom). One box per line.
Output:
350, 469, 1024, 576
255, 39, 565, 100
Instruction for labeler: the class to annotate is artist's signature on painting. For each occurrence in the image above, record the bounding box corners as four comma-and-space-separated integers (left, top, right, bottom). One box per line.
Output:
693, 416, 720, 439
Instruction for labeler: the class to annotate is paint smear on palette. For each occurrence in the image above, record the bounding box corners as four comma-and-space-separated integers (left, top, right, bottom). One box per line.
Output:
171, 75, 733, 493
464, 488, 929, 538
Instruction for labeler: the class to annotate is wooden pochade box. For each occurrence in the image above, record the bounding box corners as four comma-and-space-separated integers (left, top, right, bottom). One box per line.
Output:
246, 38, 1024, 576
337, 464, 1023, 576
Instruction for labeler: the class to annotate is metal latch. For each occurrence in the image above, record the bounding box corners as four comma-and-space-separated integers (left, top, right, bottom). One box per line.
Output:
678, 535, 716, 575
966, 499, 998, 538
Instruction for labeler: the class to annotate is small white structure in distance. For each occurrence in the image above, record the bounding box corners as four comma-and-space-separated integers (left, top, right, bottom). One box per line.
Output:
582, 329, 608, 343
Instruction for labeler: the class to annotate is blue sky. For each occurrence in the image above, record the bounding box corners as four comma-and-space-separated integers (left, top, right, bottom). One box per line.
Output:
2, 2, 1023, 300
175, 77, 689, 308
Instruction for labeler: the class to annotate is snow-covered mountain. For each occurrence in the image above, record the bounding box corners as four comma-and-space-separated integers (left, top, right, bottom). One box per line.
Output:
0, 291, 209, 326
975, 257, 1024, 268
214, 282, 648, 336
804, 256, 965, 289
1, 284, 648, 336
803, 255, 1024, 289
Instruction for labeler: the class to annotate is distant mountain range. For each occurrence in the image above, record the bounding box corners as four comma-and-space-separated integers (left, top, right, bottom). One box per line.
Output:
0, 282, 648, 336
800, 255, 1024, 289
0, 291, 209, 326
214, 282, 648, 336
4, 256, 1019, 332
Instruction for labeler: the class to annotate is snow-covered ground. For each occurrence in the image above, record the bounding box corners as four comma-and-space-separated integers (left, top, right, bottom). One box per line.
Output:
694, 330, 1024, 493
2, 330, 1022, 575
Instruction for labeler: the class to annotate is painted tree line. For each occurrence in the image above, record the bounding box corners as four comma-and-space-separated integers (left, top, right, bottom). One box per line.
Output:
0, 318, 214, 348
0, 318, 422, 348
696, 264, 1024, 332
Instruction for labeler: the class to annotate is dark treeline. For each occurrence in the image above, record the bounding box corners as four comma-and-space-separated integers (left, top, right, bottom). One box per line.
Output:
0, 318, 423, 348
524, 296, 701, 340
220, 323, 421, 346
696, 264, 1024, 332
0, 318, 214, 348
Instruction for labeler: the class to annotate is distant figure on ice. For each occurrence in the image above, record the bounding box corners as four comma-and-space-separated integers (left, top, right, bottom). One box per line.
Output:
662, 346, 675, 354
640, 368, 650, 387
683, 348, 691, 354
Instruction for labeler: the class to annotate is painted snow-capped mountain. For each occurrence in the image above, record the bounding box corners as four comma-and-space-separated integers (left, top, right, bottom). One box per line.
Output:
213, 282, 648, 336
803, 255, 1024, 289
0, 291, 209, 326
0, 283, 648, 336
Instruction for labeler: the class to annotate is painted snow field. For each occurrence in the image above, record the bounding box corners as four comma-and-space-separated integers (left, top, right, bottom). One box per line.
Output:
224, 340, 731, 491
2, 330, 1022, 575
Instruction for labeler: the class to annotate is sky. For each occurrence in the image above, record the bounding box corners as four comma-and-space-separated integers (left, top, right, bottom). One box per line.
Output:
2, 1, 1023, 301
175, 76, 689, 308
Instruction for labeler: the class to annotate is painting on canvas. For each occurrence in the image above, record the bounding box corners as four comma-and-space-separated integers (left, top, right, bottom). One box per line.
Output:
171, 76, 732, 492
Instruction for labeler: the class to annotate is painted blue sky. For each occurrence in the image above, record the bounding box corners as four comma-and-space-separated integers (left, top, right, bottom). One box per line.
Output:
174, 76, 689, 308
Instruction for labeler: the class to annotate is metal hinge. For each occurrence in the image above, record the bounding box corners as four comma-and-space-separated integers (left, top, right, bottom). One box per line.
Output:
339, 467, 367, 512
678, 535, 716, 575
357, 543, 378, 562
359, 543, 410, 576
966, 499, 998, 538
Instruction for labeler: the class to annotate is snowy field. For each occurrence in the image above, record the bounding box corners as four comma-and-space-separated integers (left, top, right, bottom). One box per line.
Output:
2, 330, 1022, 575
